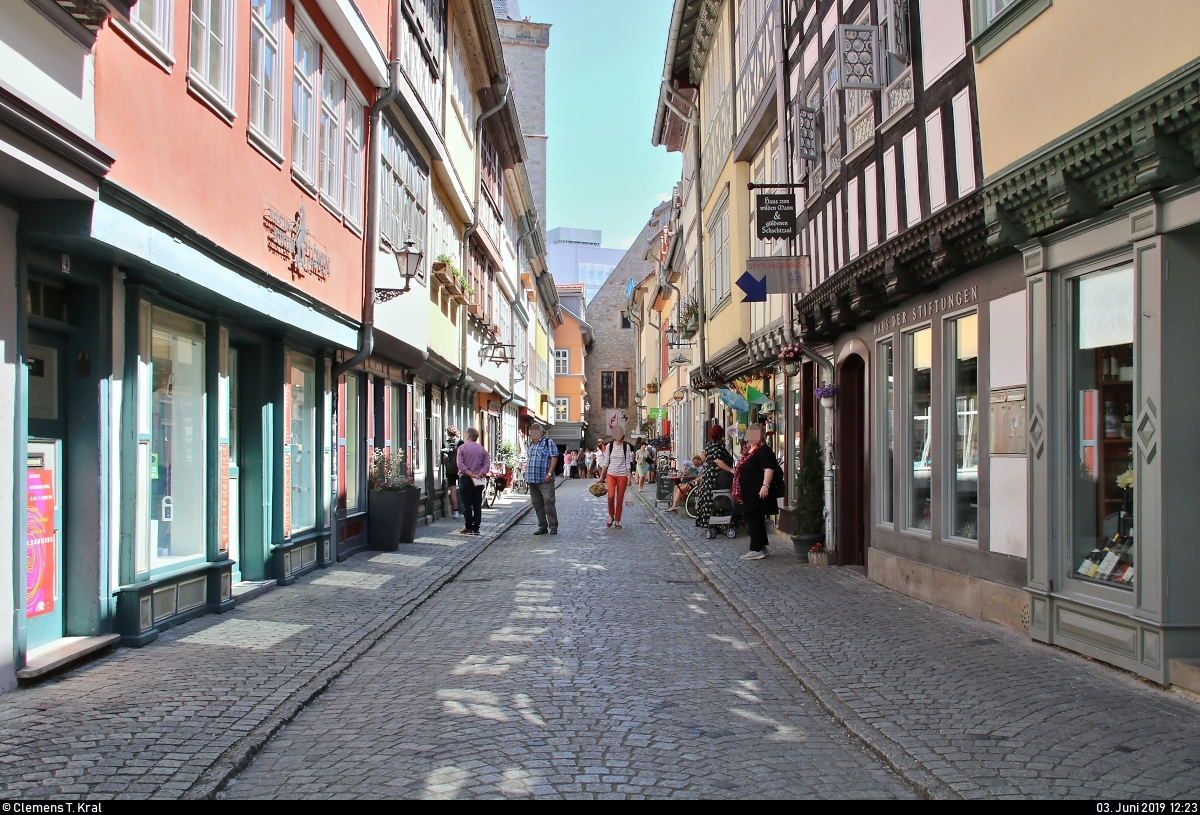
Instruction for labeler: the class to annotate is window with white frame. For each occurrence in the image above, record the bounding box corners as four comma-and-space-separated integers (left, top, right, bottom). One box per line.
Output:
430, 192, 459, 267
555, 349, 569, 375
189, 0, 236, 110
343, 94, 365, 226
292, 22, 319, 182
129, 0, 174, 61
985, 0, 1014, 23
555, 398, 569, 422
381, 118, 429, 277
709, 204, 730, 305
823, 56, 842, 177
319, 64, 346, 211
249, 0, 284, 152
450, 27, 475, 130
845, 9, 875, 155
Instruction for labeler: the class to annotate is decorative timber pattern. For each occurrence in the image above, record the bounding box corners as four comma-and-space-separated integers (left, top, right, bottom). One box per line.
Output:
984, 60, 1200, 248
795, 194, 1005, 342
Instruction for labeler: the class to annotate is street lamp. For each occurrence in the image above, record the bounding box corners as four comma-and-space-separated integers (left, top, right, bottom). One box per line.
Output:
664, 323, 693, 348
514, 361, 528, 382
374, 239, 424, 302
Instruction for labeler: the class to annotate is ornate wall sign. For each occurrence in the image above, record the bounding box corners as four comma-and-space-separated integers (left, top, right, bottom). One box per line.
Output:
265, 204, 331, 281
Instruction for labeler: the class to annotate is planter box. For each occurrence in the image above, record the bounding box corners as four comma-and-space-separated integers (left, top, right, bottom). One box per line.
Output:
807, 550, 829, 566
467, 302, 481, 315
368, 488, 421, 551
792, 533, 824, 557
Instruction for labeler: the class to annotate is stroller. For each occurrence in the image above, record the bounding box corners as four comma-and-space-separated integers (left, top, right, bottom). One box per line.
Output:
704, 468, 741, 540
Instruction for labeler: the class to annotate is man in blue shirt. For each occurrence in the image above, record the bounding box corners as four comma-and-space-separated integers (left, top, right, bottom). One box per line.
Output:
525, 422, 559, 535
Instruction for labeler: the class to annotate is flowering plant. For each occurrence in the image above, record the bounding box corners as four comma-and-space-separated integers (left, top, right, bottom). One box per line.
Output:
779, 345, 804, 361
809, 544, 825, 553
1115, 468, 1135, 491
814, 382, 837, 400
370, 449, 416, 491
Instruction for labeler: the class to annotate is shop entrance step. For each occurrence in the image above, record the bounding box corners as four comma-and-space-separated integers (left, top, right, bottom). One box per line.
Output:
17, 635, 121, 680
232, 580, 277, 606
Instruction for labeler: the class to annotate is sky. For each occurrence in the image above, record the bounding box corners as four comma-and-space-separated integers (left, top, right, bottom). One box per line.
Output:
517, 0, 683, 250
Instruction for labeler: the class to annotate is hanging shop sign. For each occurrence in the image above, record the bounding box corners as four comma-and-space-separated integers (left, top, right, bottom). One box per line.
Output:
756, 193, 797, 239
736, 256, 811, 302
648, 407, 667, 420
265, 205, 331, 281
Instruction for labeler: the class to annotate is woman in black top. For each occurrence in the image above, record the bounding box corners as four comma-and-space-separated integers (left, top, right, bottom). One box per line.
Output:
694, 425, 735, 528
733, 423, 780, 560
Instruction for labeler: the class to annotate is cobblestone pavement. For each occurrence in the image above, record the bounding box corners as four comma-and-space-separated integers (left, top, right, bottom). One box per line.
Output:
642, 490, 1200, 799
0, 491, 534, 799
227, 480, 913, 799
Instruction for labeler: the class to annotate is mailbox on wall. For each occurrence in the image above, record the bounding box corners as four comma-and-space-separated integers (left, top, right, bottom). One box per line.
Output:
989, 387, 1027, 455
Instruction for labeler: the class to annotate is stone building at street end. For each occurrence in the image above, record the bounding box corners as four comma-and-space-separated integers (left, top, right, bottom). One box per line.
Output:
651, 0, 1200, 688
582, 204, 671, 448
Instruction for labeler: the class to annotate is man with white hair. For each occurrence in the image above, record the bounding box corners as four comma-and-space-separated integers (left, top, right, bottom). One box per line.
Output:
525, 422, 559, 535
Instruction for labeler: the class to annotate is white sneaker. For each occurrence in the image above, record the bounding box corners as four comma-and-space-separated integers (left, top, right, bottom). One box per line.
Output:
740, 550, 767, 560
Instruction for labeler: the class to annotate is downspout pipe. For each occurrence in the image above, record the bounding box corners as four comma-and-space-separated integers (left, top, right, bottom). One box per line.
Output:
775, 0, 797, 350
452, 79, 511, 392
333, 44, 401, 381
693, 116, 713, 393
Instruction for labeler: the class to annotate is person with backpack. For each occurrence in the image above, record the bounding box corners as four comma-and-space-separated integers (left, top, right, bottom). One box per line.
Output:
598, 425, 634, 529
525, 422, 559, 535
441, 426, 462, 520
733, 422, 783, 560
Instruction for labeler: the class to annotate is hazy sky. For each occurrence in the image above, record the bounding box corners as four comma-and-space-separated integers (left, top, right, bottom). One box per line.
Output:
518, 0, 683, 250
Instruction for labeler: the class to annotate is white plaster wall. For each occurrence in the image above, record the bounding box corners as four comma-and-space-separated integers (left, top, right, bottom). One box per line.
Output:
0, 0, 94, 135
989, 291, 1028, 558
918, 0, 967, 90
0, 204, 18, 691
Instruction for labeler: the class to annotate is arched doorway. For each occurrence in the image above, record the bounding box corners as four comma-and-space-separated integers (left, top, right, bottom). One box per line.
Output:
836, 354, 867, 567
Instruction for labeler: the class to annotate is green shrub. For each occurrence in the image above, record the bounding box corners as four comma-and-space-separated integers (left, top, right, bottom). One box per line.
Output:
792, 433, 824, 536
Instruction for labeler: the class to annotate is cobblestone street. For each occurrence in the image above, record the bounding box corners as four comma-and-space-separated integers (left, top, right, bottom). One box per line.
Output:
5, 479, 1200, 799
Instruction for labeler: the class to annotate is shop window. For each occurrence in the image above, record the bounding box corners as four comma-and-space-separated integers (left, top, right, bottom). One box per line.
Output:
1071, 266, 1135, 588
148, 309, 207, 573
878, 338, 895, 524
288, 354, 317, 533
906, 326, 933, 531
947, 313, 979, 539
344, 374, 361, 511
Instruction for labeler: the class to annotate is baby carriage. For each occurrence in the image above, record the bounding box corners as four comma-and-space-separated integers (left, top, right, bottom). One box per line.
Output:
705, 468, 741, 540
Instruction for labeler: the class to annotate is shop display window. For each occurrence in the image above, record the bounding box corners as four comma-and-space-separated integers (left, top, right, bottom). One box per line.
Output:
906, 327, 933, 530
289, 354, 317, 533
948, 313, 979, 539
344, 374, 361, 511
149, 310, 206, 572
878, 338, 894, 524
1070, 266, 1135, 588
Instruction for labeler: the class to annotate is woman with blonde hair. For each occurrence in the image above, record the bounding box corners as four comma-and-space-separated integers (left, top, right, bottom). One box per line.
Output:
734, 423, 782, 560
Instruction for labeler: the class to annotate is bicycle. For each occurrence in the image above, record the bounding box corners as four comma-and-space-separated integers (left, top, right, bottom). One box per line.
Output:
512, 466, 529, 495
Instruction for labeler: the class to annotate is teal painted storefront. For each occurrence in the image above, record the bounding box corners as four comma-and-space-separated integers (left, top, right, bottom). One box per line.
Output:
17, 187, 358, 653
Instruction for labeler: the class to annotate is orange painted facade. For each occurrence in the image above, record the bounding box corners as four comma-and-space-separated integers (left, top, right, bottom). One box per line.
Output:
553, 308, 587, 424
94, 0, 378, 320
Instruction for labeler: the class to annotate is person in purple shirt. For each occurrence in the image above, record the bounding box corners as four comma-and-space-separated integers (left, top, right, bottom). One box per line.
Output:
455, 428, 491, 535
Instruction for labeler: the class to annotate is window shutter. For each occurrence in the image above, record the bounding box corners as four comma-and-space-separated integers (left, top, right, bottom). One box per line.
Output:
837, 25, 883, 91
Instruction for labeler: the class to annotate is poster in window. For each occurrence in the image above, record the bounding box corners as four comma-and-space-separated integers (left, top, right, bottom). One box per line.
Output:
26, 469, 56, 618
219, 442, 230, 552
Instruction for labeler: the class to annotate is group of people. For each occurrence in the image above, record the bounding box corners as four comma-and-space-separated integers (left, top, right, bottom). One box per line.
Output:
440, 419, 783, 561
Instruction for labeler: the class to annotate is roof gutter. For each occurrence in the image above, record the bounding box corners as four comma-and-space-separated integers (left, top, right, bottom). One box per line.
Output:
651, 0, 688, 147
333, 10, 402, 381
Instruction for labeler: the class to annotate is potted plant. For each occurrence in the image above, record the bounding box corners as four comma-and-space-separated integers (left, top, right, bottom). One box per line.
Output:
815, 381, 837, 409
645, 380, 660, 394
780, 345, 802, 376
679, 297, 700, 338
791, 433, 826, 561
367, 449, 420, 551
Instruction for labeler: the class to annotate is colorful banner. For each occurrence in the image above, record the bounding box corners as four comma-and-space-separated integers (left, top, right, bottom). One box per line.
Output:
26, 469, 56, 619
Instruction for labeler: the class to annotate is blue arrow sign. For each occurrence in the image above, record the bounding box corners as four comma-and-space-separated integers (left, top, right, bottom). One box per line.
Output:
736, 271, 767, 302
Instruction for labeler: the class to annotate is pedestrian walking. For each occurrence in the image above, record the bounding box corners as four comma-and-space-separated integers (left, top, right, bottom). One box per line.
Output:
525, 422, 559, 535
598, 426, 634, 528
441, 426, 462, 520
734, 423, 782, 560
695, 425, 735, 529
455, 428, 490, 535
634, 440, 650, 491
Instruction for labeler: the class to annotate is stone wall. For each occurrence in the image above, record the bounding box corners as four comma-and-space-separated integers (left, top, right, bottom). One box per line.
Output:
583, 204, 669, 447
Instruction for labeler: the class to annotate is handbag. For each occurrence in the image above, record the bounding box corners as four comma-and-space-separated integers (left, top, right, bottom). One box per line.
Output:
588, 481, 607, 497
